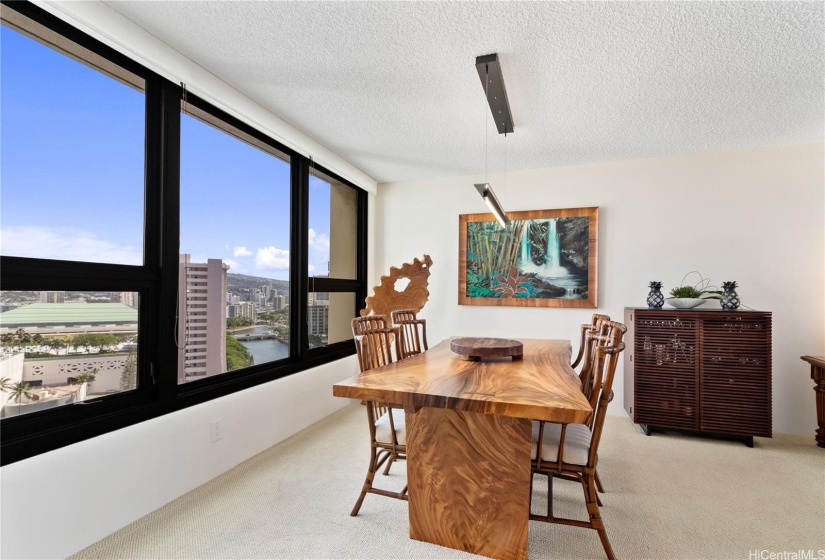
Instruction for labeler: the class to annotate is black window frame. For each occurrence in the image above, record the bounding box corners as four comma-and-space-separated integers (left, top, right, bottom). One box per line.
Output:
0, 0, 368, 466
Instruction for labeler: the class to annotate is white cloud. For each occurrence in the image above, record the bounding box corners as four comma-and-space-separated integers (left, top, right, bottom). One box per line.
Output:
223, 258, 241, 272
233, 246, 252, 257
0, 226, 142, 265
255, 246, 290, 270
308, 228, 330, 258
308, 228, 330, 274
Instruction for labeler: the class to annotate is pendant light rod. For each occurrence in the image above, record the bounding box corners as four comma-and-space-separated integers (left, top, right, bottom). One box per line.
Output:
475, 53, 514, 135
474, 183, 511, 228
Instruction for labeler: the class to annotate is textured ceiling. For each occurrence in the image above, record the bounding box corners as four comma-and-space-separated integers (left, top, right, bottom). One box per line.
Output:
104, 1, 824, 184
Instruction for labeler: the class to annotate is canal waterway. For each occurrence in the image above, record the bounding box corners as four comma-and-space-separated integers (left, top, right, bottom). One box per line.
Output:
232, 326, 289, 365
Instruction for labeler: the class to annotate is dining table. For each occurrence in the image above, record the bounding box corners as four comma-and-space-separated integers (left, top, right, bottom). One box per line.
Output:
333, 337, 593, 560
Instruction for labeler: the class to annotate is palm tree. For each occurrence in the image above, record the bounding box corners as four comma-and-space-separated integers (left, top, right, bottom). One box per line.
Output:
74, 368, 99, 385
0, 379, 38, 415
44, 336, 67, 356
0, 377, 13, 394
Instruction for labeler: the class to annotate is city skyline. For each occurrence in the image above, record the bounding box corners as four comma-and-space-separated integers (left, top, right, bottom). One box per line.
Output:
0, 23, 334, 281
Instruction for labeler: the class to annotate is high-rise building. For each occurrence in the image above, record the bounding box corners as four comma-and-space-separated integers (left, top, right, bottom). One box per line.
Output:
177, 254, 228, 383
308, 301, 328, 336
239, 301, 256, 321
39, 291, 65, 304
111, 292, 138, 308
227, 301, 256, 321
309, 292, 329, 304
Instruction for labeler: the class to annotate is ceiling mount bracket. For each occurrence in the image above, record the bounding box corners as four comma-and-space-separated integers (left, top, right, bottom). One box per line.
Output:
475, 53, 514, 135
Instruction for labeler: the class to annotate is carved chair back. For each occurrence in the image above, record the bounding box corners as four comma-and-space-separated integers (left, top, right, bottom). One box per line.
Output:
576, 314, 611, 399
572, 313, 611, 368
390, 309, 428, 360
351, 315, 397, 373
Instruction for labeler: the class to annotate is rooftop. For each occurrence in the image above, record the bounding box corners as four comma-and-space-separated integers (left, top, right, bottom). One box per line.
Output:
0, 303, 138, 328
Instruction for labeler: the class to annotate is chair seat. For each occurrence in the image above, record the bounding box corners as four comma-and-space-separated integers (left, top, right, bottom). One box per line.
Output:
530, 421, 591, 466
375, 409, 406, 445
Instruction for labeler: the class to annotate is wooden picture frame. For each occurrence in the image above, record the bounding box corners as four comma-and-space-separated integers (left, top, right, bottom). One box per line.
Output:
459, 207, 598, 308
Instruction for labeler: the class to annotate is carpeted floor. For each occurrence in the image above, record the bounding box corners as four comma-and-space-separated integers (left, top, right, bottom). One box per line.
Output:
71, 404, 824, 560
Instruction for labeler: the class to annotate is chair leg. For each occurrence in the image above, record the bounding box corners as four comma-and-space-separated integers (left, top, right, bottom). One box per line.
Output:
350, 446, 383, 517
585, 473, 615, 560
593, 470, 605, 506
547, 474, 554, 518
382, 452, 396, 475
595, 469, 605, 493
579, 474, 603, 507
528, 471, 535, 515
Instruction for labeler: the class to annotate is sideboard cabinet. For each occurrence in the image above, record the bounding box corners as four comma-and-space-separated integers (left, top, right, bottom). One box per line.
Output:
623, 308, 772, 446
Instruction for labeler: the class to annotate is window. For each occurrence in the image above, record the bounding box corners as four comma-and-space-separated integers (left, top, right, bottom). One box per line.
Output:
0, 2, 366, 466
0, 290, 140, 417
307, 168, 363, 349
179, 106, 291, 383
309, 168, 358, 279
0, 14, 145, 265
0, 2, 152, 442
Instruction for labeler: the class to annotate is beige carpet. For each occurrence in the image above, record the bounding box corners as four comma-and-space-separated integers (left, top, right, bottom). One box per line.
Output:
71, 404, 824, 560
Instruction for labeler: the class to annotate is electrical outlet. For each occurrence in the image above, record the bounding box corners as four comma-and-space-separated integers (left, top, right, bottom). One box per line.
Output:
211, 419, 223, 442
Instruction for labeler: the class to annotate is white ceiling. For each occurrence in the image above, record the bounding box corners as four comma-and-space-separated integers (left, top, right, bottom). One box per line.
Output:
104, 1, 824, 184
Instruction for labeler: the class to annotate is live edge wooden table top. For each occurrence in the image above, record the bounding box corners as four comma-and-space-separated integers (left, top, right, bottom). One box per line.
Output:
333, 338, 592, 560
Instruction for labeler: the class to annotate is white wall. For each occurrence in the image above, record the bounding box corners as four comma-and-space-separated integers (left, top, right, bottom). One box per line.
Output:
375, 143, 825, 436
0, 356, 360, 559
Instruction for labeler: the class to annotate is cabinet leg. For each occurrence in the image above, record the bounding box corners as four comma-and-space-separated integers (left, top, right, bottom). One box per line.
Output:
641, 424, 651, 436
814, 374, 825, 448
744, 436, 754, 448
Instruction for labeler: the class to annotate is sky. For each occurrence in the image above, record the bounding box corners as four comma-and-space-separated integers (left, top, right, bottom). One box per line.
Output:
1, 24, 331, 281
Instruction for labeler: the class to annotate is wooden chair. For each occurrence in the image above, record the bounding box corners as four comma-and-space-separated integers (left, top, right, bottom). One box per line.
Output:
349, 315, 407, 516
390, 309, 428, 360
530, 320, 627, 560
573, 314, 613, 497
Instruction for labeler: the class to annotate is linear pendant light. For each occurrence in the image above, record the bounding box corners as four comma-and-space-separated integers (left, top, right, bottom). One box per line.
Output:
474, 53, 513, 228
474, 182, 509, 228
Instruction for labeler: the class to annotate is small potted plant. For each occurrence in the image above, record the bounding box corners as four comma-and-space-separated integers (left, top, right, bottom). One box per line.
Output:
665, 271, 722, 309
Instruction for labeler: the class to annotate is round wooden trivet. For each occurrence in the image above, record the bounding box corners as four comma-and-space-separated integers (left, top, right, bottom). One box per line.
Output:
450, 337, 524, 361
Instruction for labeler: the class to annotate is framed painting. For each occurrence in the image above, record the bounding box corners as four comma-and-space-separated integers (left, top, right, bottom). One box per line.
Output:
459, 207, 598, 308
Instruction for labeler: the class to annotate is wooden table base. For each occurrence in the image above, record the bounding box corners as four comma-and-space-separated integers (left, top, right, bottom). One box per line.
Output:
802, 356, 825, 448
405, 407, 531, 560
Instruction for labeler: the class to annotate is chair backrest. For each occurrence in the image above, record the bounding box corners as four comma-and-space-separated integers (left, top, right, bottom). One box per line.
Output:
577, 314, 611, 398
390, 309, 428, 359
352, 314, 389, 335
352, 315, 397, 373
585, 320, 627, 467
572, 313, 611, 368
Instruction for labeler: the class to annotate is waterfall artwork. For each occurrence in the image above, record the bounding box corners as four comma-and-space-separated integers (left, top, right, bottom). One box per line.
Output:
459, 207, 599, 308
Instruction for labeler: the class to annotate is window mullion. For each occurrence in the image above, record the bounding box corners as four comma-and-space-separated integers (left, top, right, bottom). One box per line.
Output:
154, 78, 182, 403
291, 155, 310, 360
